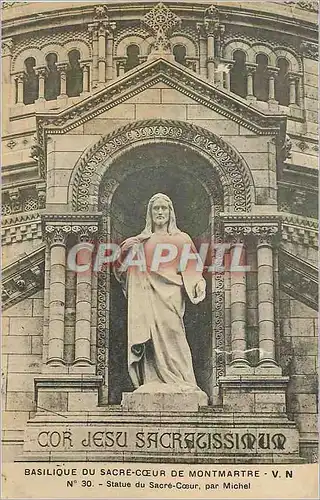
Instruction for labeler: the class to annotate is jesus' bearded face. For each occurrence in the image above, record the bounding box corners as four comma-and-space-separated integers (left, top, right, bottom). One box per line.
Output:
151, 197, 170, 229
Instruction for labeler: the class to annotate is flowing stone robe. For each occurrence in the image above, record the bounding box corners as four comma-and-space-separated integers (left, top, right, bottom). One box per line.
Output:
114, 231, 206, 393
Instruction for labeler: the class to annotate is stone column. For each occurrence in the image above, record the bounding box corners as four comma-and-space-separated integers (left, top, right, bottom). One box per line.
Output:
228, 235, 251, 371
45, 226, 68, 365
2, 38, 14, 133
289, 75, 298, 105
56, 62, 68, 98
14, 72, 24, 104
255, 227, 280, 371
106, 23, 116, 81
88, 22, 99, 87
74, 227, 96, 365
197, 25, 207, 78
268, 72, 275, 100
118, 58, 126, 77
98, 24, 106, 84
207, 33, 215, 82
80, 63, 90, 94
246, 65, 256, 99
35, 67, 46, 101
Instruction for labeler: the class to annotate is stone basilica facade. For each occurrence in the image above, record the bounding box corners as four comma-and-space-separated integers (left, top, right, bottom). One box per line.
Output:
2, 1, 318, 464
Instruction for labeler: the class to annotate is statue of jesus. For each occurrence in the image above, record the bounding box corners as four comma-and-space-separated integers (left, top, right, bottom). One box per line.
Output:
114, 193, 206, 394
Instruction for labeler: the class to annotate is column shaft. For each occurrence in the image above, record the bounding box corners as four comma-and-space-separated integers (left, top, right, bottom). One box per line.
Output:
48, 242, 66, 364
16, 74, 24, 104
82, 65, 90, 93
74, 239, 93, 364
268, 74, 275, 100
98, 29, 106, 83
257, 242, 276, 364
230, 243, 248, 365
247, 71, 254, 97
199, 36, 207, 78
106, 30, 114, 81
207, 34, 215, 82
289, 78, 296, 105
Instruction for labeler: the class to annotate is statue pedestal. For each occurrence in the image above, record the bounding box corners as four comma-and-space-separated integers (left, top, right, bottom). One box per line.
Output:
121, 389, 208, 412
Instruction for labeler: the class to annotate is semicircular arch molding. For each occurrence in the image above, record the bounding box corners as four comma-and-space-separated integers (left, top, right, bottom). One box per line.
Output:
12, 48, 45, 72
69, 120, 255, 213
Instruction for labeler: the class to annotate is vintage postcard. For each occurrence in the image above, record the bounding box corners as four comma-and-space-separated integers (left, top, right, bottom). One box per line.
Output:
1, 0, 319, 498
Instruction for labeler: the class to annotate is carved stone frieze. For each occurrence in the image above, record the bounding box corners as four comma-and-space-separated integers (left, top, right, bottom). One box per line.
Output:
285, 0, 318, 13
281, 218, 318, 249
2, 218, 42, 245
279, 249, 318, 310
43, 217, 100, 245
2, 245, 45, 309
1, 184, 46, 216
300, 40, 319, 60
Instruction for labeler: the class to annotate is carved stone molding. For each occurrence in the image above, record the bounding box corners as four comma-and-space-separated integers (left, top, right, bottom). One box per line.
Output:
2, 245, 45, 309
279, 249, 318, 310
300, 40, 318, 60
2, 218, 42, 246
42, 214, 101, 244
142, 2, 181, 54
2, 184, 46, 216
285, 0, 318, 13
281, 220, 318, 248
71, 120, 253, 213
34, 58, 286, 180
1, 37, 14, 56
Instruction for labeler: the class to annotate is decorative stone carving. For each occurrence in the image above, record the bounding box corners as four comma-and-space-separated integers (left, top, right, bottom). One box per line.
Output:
71, 120, 252, 213
279, 249, 318, 310
300, 40, 318, 60
2, 245, 45, 309
1, 38, 14, 56
142, 2, 181, 55
285, 0, 318, 12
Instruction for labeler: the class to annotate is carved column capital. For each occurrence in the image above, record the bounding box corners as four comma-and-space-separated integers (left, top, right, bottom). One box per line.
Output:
252, 226, 279, 246
2, 38, 14, 56
56, 62, 69, 73
45, 225, 71, 245
14, 71, 25, 83
35, 66, 47, 78
72, 224, 99, 242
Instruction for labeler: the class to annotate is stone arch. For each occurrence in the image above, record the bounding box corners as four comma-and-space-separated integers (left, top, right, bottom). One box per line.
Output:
64, 40, 91, 61
116, 35, 145, 58
252, 44, 277, 66
69, 120, 255, 213
12, 48, 45, 72
42, 43, 68, 62
171, 34, 198, 57
223, 40, 253, 62
274, 48, 301, 73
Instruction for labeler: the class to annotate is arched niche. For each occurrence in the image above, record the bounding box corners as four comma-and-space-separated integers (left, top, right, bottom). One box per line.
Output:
97, 142, 225, 405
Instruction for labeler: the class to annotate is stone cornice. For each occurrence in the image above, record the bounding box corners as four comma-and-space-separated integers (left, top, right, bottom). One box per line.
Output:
279, 248, 318, 310
36, 59, 286, 135
34, 58, 286, 178
2, 244, 45, 310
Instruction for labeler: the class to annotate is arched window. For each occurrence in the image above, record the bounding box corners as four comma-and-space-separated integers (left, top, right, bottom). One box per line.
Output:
125, 44, 140, 72
44, 53, 60, 101
23, 57, 39, 104
275, 58, 289, 106
254, 54, 269, 102
173, 44, 187, 66
230, 50, 247, 98
66, 50, 83, 97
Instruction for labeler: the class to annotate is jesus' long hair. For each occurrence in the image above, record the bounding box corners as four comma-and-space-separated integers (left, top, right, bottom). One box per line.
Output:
137, 193, 182, 240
